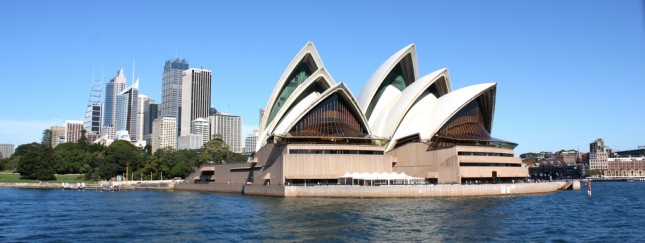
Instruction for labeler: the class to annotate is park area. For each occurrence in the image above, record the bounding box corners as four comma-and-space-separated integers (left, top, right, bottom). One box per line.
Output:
0, 171, 84, 183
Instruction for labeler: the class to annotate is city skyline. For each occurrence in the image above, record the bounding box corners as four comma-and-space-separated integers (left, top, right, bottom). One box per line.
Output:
0, 1, 643, 154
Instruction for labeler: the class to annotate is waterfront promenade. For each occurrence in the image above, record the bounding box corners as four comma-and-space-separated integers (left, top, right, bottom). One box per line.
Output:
0, 180, 178, 190
0, 178, 579, 198
176, 180, 580, 198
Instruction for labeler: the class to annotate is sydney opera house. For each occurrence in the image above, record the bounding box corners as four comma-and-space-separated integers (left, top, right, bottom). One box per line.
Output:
191, 42, 530, 192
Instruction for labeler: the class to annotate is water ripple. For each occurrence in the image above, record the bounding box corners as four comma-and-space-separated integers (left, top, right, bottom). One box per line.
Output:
0, 182, 643, 241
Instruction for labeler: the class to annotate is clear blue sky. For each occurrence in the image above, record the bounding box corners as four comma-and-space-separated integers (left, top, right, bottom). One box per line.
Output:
0, 0, 643, 154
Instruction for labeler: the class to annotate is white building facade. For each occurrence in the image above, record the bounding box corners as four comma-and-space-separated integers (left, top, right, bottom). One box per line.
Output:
0, 143, 14, 159
177, 134, 203, 150
152, 117, 177, 153
191, 118, 210, 144
180, 68, 211, 137
209, 112, 242, 153
244, 129, 259, 155
590, 138, 610, 172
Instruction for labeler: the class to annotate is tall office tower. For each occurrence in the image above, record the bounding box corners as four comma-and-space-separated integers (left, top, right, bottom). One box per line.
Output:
116, 80, 139, 142
0, 143, 14, 159
64, 120, 84, 144
84, 73, 102, 136
137, 94, 152, 142
161, 58, 189, 130
180, 68, 211, 136
103, 68, 127, 128
152, 117, 177, 153
191, 118, 210, 144
50, 126, 65, 148
144, 103, 160, 144
209, 112, 242, 153
244, 129, 259, 154
590, 138, 611, 173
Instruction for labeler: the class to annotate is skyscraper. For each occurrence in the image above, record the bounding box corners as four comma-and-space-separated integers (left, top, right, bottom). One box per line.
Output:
152, 117, 177, 153
209, 112, 242, 153
84, 73, 102, 136
103, 68, 126, 128
116, 80, 139, 142
137, 94, 153, 143
161, 58, 189, 130
180, 68, 211, 137
144, 103, 160, 145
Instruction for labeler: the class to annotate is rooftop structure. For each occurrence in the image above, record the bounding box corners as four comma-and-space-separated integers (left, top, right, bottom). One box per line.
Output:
197, 42, 528, 190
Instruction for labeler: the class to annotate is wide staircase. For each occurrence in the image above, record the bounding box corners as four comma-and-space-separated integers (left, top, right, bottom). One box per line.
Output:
559, 181, 574, 190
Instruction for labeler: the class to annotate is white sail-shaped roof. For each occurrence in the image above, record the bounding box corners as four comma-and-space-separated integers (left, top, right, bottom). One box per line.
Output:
370, 68, 451, 138
257, 68, 336, 149
260, 42, 325, 133
357, 44, 419, 120
254, 42, 506, 153
386, 83, 496, 151
274, 82, 371, 137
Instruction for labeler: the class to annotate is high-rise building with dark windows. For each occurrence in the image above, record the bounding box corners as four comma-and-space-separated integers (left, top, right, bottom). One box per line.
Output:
144, 103, 160, 144
161, 58, 189, 134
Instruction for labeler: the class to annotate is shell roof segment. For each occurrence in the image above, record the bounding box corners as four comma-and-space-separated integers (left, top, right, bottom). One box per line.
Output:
260, 42, 326, 133
387, 83, 497, 151
357, 44, 419, 119
275, 82, 371, 138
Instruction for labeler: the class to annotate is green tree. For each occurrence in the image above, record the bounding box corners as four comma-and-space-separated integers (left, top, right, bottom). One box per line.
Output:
0, 157, 6, 171
15, 143, 56, 180
52, 142, 89, 174
200, 135, 230, 164
143, 144, 153, 155
86, 140, 141, 180
41, 129, 52, 147
170, 149, 203, 178
77, 129, 89, 148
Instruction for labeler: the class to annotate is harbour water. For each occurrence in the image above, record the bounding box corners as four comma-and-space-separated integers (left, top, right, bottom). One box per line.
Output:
0, 182, 642, 242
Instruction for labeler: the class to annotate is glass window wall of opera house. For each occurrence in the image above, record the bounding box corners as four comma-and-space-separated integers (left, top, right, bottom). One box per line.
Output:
194, 42, 528, 187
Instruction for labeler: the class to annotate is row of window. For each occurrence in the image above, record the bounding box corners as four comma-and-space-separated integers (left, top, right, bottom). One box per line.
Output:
458, 151, 514, 157
289, 149, 384, 155
459, 163, 521, 167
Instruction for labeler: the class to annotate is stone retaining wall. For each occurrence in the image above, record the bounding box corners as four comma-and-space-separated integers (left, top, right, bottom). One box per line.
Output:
175, 183, 243, 194
243, 185, 286, 197
284, 182, 566, 198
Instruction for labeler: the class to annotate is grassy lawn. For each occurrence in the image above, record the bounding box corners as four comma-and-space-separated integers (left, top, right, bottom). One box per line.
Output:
0, 172, 85, 183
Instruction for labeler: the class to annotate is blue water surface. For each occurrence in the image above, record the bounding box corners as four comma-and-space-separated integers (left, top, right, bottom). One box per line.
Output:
0, 182, 642, 242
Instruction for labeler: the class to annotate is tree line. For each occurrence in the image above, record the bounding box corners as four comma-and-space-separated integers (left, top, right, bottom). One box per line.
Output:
0, 129, 248, 181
